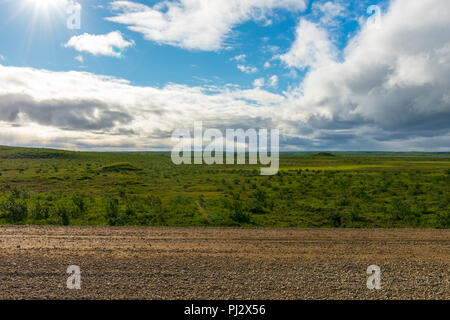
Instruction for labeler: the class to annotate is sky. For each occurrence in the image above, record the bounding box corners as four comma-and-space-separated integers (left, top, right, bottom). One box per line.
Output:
0, 0, 449, 151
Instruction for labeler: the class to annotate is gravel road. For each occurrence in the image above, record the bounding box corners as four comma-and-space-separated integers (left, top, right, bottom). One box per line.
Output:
0, 226, 448, 299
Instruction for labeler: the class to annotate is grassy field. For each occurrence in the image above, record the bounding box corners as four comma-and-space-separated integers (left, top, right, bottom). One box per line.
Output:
0, 145, 448, 228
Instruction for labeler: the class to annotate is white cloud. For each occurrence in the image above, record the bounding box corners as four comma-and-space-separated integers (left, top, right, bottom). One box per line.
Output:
106, 0, 307, 51
279, 19, 337, 70
228, 87, 285, 105
0, 54, 5, 61
74, 55, 84, 63
268, 75, 278, 87
237, 64, 258, 74
231, 54, 246, 62
0, 63, 283, 150
283, 0, 450, 144
253, 78, 265, 87
64, 31, 134, 57
263, 44, 280, 53
312, 1, 347, 26
253, 75, 277, 88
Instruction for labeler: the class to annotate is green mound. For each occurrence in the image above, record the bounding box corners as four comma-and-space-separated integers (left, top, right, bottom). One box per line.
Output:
313, 152, 335, 157
0, 145, 75, 159
100, 162, 141, 172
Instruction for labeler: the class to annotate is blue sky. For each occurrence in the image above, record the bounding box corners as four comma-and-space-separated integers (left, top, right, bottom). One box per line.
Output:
0, 0, 384, 90
0, 0, 449, 151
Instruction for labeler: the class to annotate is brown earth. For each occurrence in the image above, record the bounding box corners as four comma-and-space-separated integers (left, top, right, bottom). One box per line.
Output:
0, 226, 448, 300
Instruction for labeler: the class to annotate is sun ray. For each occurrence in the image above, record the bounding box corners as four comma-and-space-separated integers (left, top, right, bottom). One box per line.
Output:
13, 0, 72, 60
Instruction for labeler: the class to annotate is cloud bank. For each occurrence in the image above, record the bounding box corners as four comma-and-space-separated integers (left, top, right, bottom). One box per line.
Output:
105, 0, 307, 51
280, 0, 450, 150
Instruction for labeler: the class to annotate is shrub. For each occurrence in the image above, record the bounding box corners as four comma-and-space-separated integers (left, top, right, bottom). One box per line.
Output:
391, 198, 418, 225
350, 203, 363, 222
104, 196, 119, 226
11, 187, 30, 199
249, 189, 268, 214
33, 201, 50, 220
72, 193, 87, 216
1, 196, 28, 223
118, 189, 126, 198
145, 195, 162, 210
56, 205, 70, 225
436, 212, 450, 229
124, 202, 137, 223
337, 198, 350, 206
328, 212, 342, 227
254, 189, 267, 206
392, 199, 409, 219
230, 201, 251, 223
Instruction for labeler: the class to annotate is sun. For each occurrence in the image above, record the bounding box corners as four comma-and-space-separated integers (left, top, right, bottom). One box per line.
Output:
26, 0, 67, 11
10, 0, 73, 54
21, 0, 69, 24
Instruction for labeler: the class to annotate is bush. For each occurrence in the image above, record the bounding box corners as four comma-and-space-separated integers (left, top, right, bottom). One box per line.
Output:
146, 195, 162, 209
328, 212, 342, 227
337, 198, 350, 206
56, 205, 70, 225
72, 193, 87, 216
230, 201, 251, 224
248, 189, 268, 214
33, 201, 50, 220
350, 204, 362, 222
11, 187, 30, 199
105, 196, 119, 226
436, 212, 450, 229
391, 199, 418, 225
123, 202, 137, 224
254, 189, 267, 206
1, 196, 28, 223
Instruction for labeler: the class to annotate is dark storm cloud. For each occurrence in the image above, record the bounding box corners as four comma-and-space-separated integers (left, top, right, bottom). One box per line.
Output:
0, 94, 133, 131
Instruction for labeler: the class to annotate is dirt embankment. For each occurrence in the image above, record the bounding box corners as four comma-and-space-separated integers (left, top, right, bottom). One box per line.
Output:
0, 226, 448, 299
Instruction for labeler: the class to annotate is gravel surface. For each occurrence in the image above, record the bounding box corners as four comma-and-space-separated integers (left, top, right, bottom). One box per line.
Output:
0, 226, 448, 299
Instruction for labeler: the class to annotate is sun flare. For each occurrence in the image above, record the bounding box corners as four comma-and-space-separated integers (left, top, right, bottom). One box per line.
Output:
26, 0, 67, 12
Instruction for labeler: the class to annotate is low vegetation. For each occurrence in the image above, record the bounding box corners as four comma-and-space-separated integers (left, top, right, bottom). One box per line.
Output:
100, 162, 141, 173
0, 146, 448, 228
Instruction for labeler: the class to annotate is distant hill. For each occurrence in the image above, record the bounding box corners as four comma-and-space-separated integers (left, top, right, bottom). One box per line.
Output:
0, 145, 448, 158
313, 152, 335, 157
0, 145, 76, 159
